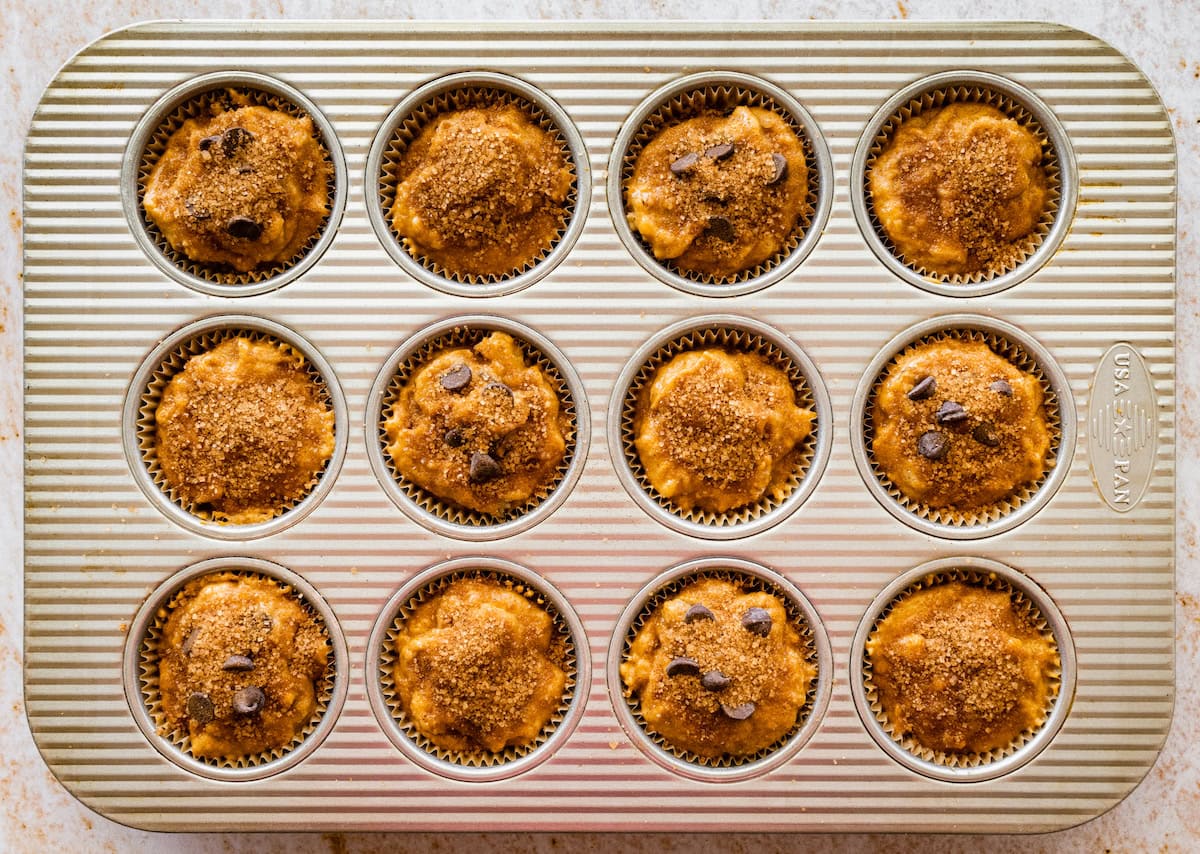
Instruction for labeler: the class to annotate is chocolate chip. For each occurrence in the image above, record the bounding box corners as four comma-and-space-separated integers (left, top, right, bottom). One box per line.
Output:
221, 654, 255, 672
221, 126, 254, 157
444, 427, 465, 447
683, 604, 715, 624
700, 670, 731, 692
232, 686, 266, 715
439, 363, 472, 392
669, 152, 700, 175
721, 701, 756, 721
918, 430, 949, 461
705, 142, 735, 161
906, 375, 936, 401
701, 194, 727, 205
469, 451, 502, 483
181, 627, 199, 656
184, 200, 210, 222
482, 381, 514, 399
237, 165, 255, 176
706, 215, 735, 243
767, 152, 788, 185
665, 656, 701, 678
935, 400, 968, 425
741, 607, 772, 637
227, 216, 262, 240
973, 422, 1001, 447
990, 379, 1014, 397
186, 692, 214, 725
198, 134, 222, 152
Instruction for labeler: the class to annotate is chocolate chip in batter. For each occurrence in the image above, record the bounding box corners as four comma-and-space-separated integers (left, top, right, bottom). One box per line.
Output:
444, 427, 465, 448
221, 654, 255, 672
683, 603, 715, 624
906, 375, 936, 401
935, 400, 968, 425
972, 422, 1000, 447
666, 656, 701, 678
741, 607, 772, 637
669, 152, 700, 176
186, 692, 215, 725
227, 216, 262, 240
181, 627, 200, 656
700, 669, 731, 692
990, 379, 1014, 397
198, 134, 222, 153
767, 153, 789, 185
918, 430, 949, 461
221, 126, 254, 157
705, 142, 735, 161
439, 363, 472, 392
720, 701, 756, 721
706, 215, 735, 243
469, 451, 502, 484
232, 686, 266, 715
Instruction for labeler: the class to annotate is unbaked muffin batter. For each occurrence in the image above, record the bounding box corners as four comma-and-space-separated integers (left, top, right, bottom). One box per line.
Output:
143, 97, 330, 272
158, 574, 330, 760
627, 106, 809, 278
392, 577, 568, 754
154, 337, 335, 524
634, 348, 814, 514
869, 102, 1048, 277
621, 577, 814, 758
866, 580, 1059, 755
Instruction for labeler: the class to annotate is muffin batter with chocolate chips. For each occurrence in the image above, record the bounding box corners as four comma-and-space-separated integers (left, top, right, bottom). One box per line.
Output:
633, 348, 814, 514
392, 577, 568, 754
154, 337, 335, 525
871, 338, 1050, 511
869, 102, 1049, 277
158, 573, 330, 760
866, 580, 1059, 755
390, 104, 573, 279
143, 95, 331, 272
383, 331, 568, 517
621, 577, 815, 758
626, 106, 809, 279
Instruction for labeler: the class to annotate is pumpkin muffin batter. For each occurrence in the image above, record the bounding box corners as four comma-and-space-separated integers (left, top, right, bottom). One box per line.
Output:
143, 96, 330, 273
621, 577, 815, 758
154, 337, 335, 524
392, 577, 568, 754
869, 102, 1048, 277
390, 104, 573, 279
626, 106, 809, 278
871, 338, 1050, 511
158, 573, 330, 760
866, 580, 1059, 755
384, 331, 567, 517
634, 348, 814, 514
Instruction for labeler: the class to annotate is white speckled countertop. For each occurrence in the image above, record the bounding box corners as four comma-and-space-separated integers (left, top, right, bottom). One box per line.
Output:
2, 1, 1196, 851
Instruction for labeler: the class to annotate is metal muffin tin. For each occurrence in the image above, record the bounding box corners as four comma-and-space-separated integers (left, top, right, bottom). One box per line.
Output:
22, 22, 1175, 833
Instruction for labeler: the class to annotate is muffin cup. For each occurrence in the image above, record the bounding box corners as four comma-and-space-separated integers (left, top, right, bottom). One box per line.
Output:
122, 314, 349, 541
365, 314, 589, 541
122, 556, 349, 782
121, 71, 347, 297
850, 314, 1076, 539
849, 557, 1076, 783
851, 70, 1076, 297
365, 71, 590, 298
608, 557, 832, 783
608, 71, 833, 298
608, 314, 831, 540
365, 557, 590, 782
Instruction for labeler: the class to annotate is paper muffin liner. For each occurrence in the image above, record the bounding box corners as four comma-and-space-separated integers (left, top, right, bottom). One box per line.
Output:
862, 81, 1062, 286
375, 323, 580, 531
618, 324, 819, 530
862, 325, 1063, 529
376, 567, 579, 771
616, 564, 822, 772
860, 567, 1063, 770
374, 80, 580, 289
618, 80, 822, 288
134, 324, 337, 529
136, 568, 337, 774
133, 80, 339, 289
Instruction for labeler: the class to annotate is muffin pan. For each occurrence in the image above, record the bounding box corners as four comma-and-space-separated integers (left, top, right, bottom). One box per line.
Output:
23, 22, 1175, 833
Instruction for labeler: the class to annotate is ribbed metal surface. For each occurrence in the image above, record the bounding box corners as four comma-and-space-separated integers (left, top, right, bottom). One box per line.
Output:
23, 21, 1175, 833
